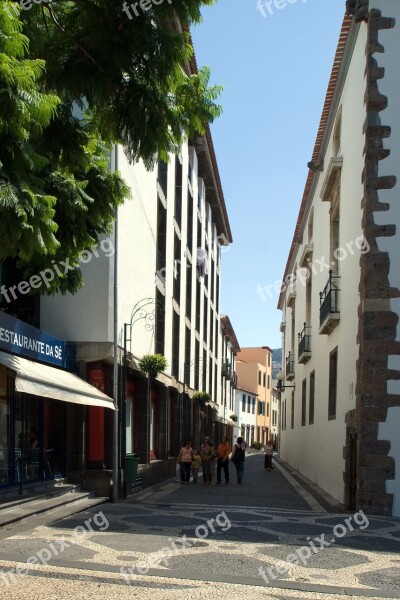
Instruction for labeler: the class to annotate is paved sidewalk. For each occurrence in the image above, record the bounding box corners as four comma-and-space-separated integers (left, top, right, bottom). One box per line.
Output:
0, 454, 399, 599
131, 452, 333, 512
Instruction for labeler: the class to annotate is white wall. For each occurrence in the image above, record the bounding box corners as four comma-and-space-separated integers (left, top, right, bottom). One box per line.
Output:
279, 23, 367, 503
41, 140, 226, 401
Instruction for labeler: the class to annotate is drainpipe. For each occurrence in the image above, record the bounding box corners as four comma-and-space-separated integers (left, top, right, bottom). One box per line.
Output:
112, 144, 119, 503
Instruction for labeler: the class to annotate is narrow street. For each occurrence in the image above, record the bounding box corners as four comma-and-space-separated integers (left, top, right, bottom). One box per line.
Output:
0, 454, 399, 599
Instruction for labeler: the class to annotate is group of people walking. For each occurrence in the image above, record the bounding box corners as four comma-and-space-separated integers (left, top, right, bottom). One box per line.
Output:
177, 436, 248, 485
177, 437, 276, 485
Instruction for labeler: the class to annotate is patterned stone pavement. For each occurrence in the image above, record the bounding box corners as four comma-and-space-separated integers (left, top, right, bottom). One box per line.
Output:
0, 454, 399, 599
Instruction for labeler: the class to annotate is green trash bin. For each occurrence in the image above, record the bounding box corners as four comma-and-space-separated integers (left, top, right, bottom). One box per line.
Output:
124, 453, 140, 483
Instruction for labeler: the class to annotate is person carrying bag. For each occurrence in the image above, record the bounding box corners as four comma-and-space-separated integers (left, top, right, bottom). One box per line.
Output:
231, 436, 246, 484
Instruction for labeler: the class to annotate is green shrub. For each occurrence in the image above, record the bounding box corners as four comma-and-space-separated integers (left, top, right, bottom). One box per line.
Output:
192, 391, 211, 406
251, 441, 263, 450
138, 354, 167, 378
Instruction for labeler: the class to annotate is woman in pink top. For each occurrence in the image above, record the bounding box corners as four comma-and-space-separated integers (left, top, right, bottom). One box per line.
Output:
177, 441, 193, 484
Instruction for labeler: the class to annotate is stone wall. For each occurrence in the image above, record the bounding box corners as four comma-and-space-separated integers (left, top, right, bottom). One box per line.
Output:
356, 6, 398, 515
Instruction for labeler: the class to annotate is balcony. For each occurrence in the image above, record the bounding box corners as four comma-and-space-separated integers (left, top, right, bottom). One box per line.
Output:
285, 352, 295, 381
221, 359, 231, 378
231, 372, 238, 389
298, 323, 311, 364
319, 271, 340, 334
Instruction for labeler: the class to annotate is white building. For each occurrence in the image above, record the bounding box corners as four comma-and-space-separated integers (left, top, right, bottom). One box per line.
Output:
277, 1, 400, 516
218, 315, 240, 442
41, 113, 232, 491
235, 387, 257, 446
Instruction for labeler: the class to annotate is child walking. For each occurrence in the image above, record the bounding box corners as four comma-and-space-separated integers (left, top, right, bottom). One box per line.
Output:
191, 449, 201, 483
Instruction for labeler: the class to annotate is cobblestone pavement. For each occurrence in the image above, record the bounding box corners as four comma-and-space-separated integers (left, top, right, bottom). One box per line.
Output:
0, 455, 399, 599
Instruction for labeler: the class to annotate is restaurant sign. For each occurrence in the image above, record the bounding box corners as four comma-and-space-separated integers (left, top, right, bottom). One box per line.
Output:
0, 311, 66, 367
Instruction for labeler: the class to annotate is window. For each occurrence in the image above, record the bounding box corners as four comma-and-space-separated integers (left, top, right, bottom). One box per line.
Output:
172, 310, 179, 379
184, 326, 191, 385
306, 275, 312, 329
202, 348, 207, 392
252, 398, 255, 414
247, 395, 251, 413
329, 349, 338, 420
267, 375, 270, 389
157, 159, 168, 198
268, 353, 271, 367
203, 299, 208, 345
210, 259, 215, 303
174, 158, 182, 229
266, 402, 269, 417
281, 401, 285, 431
291, 391, 295, 429
309, 371, 315, 425
301, 379, 306, 426
308, 208, 314, 243
195, 279, 201, 332
263, 372, 266, 387
194, 339, 200, 390
155, 289, 165, 355
330, 201, 340, 275
209, 356, 212, 396
258, 370, 261, 385
173, 233, 181, 304
214, 317, 219, 358
186, 261, 192, 320
187, 188, 193, 254
242, 394, 246, 413
156, 195, 167, 277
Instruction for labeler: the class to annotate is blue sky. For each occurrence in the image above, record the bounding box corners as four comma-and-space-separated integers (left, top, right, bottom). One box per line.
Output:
191, 0, 346, 349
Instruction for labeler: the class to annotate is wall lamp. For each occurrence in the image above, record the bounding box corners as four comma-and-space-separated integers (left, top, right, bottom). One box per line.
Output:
276, 370, 295, 392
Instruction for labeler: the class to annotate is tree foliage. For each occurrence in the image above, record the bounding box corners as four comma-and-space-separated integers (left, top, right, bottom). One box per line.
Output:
0, 0, 222, 296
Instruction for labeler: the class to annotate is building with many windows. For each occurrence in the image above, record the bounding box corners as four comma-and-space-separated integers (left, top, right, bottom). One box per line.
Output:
235, 387, 257, 446
236, 347, 273, 445
278, 2, 400, 516
218, 315, 240, 444
40, 114, 232, 492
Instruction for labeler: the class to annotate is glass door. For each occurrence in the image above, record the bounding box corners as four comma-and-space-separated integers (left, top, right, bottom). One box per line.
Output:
43, 399, 66, 479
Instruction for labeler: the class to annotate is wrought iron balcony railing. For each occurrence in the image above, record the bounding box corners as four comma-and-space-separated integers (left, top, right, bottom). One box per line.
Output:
221, 358, 231, 378
298, 323, 311, 364
286, 352, 295, 381
320, 270, 340, 334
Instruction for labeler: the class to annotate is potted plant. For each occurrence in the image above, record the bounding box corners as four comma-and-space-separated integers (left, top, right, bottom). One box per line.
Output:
192, 391, 211, 406
138, 354, 167, 379
229, 414, 238, 422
